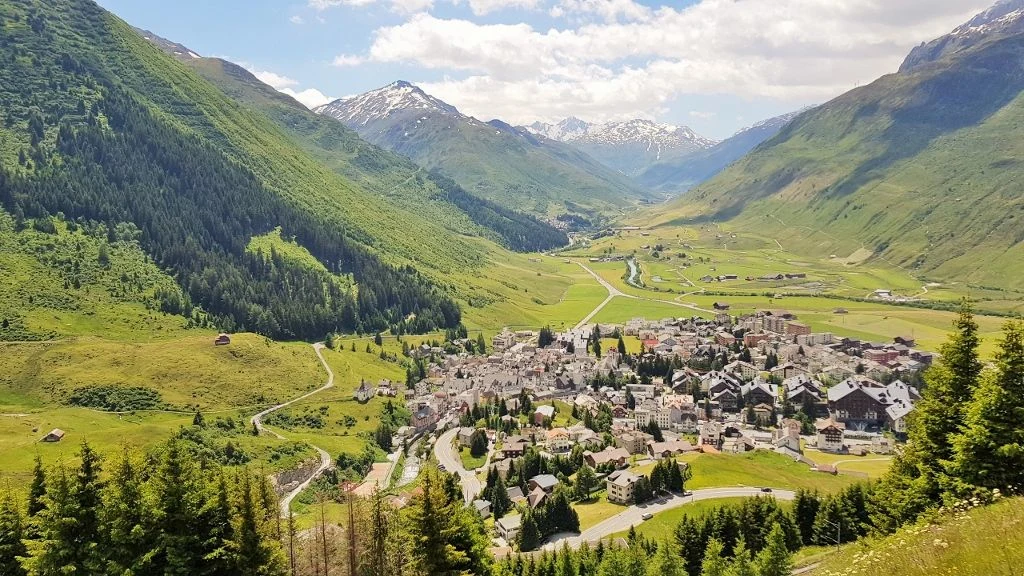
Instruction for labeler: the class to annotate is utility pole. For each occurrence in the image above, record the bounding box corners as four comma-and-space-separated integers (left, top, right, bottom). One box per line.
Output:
822, 519, 841, 552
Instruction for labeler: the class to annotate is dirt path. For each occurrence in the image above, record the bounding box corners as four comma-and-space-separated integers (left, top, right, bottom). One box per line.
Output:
251, 343, 335, 516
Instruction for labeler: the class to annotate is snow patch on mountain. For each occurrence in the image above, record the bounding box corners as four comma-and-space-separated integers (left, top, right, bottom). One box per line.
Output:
525, 118, 717, 153
314, 81, 461, 125
952, 0, 1024, 37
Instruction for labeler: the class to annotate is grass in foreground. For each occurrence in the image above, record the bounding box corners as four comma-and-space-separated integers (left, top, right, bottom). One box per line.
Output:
808, 497, 1024, 576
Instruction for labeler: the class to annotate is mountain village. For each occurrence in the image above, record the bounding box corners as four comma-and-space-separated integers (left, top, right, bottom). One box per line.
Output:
361, 308, 927, 547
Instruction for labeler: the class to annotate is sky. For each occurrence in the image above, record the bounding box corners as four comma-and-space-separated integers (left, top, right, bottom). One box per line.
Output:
95, 0, 993, 140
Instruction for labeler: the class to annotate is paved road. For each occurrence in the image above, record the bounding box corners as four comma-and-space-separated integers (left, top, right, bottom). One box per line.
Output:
435, 428, 482, 503
543, 487, 796, 550
574, 262, 715, 329
251, 343, 335, 516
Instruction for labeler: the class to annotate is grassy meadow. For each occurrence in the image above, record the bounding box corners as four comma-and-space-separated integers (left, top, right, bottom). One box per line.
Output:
806, 497, 1024, 576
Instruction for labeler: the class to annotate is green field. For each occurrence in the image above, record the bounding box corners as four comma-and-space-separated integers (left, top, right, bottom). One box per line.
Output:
575, 492, 623, 530
681, 452, 858, 492
612, 497, 751, 540
804, 450, 893, 478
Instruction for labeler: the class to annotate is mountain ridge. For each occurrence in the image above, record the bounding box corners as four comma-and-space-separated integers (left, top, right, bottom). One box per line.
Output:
314, 81, 656, 220
524, 117, 716, 176
647, 5, 1024, 291
636, 109, 807, 193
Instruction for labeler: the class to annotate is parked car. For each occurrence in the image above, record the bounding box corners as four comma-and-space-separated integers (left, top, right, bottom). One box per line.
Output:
760, 487, 773, 493
641, 513, 654, 521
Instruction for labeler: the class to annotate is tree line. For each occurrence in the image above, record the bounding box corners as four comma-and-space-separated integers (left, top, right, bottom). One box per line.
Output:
0, 7, 460, 341
428, 171, 568, 253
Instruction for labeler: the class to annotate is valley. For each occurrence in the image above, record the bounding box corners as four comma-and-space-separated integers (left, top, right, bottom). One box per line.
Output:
0, 0, 1022, 574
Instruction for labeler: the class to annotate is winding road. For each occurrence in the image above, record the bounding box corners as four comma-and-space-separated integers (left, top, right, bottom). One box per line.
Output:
251, 343, 336, 516
435, 428, 483, 503
543, 487, 796, 550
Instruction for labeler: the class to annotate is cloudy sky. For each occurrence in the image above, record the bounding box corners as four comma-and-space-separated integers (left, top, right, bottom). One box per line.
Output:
97, 0, 992, 139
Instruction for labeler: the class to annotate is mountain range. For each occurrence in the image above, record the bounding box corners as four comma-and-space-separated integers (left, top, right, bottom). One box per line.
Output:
523, 118, 717, 176
315, 83, 655, 221
649, 2, 1024, 290
636, 110, 808, 193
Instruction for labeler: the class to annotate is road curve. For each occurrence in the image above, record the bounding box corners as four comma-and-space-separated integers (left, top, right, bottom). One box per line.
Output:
574, 261, 716, 328
434, 428, 482, 503
543, 487, 796, 550
251, 343, 336, 516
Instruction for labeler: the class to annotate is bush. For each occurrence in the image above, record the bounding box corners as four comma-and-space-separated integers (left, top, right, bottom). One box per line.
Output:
67, 385, 163, 411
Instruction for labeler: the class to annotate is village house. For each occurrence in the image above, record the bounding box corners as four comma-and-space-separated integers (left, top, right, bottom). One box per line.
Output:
41, 428, 65, 443
457, 427, 476, 447
584, 447, 630, 469
496, 514, 522, 542
815, 418, 846, 452
647, 439, 695, 458
615, 431, 654, 454
545, 428, 572, 453
533, 404, 556, 426
607, 470, 641, 504
528, 474, 560, 493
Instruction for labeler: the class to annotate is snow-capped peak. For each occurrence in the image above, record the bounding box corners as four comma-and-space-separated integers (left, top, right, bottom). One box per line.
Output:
525, 117, 716, 150
953, 0, 1024, 37
314, 80, 461, 126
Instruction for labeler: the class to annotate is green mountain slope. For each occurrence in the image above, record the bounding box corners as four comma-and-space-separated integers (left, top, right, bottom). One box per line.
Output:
180, 56, 567, 253
650, 20, 1024, 291
315, 83, 655, 221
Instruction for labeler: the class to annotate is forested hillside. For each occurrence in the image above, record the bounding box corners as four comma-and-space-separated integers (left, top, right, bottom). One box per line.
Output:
0, 0, 467, 339
181, 56, 568, 253
649, 24, 1024, 290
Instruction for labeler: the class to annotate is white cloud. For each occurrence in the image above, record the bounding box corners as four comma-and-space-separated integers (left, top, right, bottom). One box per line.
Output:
332, 54, 366, 67
280, 87, 338, 109
290, 15, 305, 24
554, 0, 651, 23
254, 70, 299, 90
689, 111, 716, 120
453, 0, 543, 16
350, 0, 991, 124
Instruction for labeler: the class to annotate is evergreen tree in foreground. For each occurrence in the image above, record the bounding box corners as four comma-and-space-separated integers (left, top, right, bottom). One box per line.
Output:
754, 524, 792, 576
950, 320, 1024, 495
0, 491, 28, 576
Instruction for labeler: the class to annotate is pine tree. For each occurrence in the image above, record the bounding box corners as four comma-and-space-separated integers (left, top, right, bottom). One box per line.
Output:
648, 540, 682, 576
753, 525, 791, 576
28, 466, 80, 575
491, 475, 512, 520
791, 490, 819, 546
950, 320, 1024, 494
700, 539, 728, 576
557, 544, 577, 576
617, 336, 627, 356
518, 511, 541, 552
0, 491, 28, 576
408, 466, 492, 574
102, 450, 157, 575
477, 332, 487, 355
363, 489, 396, 576
574, 465, 598, 501
27, 455, 46, 518
153, 440, 209, 576
913, 301, 982, 480
724, 538, 755, 576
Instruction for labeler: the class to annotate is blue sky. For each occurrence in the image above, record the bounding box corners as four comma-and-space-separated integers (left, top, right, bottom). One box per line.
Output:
96, 0, 991, 140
